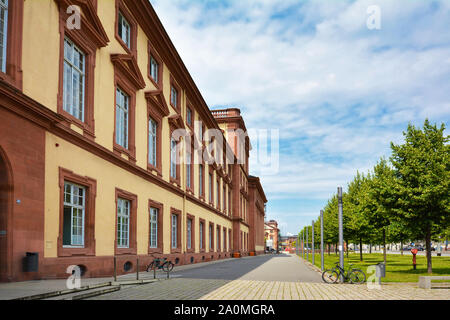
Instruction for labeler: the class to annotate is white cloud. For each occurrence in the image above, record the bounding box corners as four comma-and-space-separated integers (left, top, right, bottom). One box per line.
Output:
150, 0, 450, 233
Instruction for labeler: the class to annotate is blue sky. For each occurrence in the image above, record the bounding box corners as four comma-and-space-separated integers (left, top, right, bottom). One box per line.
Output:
149, 0, 450, 236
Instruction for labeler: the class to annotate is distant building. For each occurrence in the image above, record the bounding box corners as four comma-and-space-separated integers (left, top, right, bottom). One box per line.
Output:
280, 236, 297, 252
264, 220, 280, 250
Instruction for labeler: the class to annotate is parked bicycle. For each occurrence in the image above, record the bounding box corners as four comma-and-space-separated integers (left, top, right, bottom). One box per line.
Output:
322, 262, 366, 284
146, 258, 174, 273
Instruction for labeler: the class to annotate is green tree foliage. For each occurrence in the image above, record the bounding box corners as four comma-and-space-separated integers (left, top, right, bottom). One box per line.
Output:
301, 120, 449, 274
390, 120, 449, 273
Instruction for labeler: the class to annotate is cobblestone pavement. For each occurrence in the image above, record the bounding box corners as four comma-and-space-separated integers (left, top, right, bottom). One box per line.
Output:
90, 278, 231, 300
90, 278, 449, 300
199, 280, 450, 300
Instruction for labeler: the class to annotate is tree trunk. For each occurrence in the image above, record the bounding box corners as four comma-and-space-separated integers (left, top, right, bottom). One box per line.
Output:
400, 240, 403, 256
359, 238, 363, 261
425, 226, 432, 274
383, 229, 387, 266
369, 243, 372, 254
335, 242, 338, 256
328, 243, 330, 256
346, 241, 349, 258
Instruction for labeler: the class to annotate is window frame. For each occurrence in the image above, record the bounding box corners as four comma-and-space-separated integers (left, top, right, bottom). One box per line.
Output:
223, 227, 227, 252
146, 97, 165, 176
216, 224, 221, 253
115, 86, 130, 150
0, 0, 8, 74
147, 40, 163, 89
62, 181, 86, 248
58, 168, 96, 257
199, 218, 206, 253
186, 213, 195, 253
199, 163, 205, 200
209, 222, 214, 253
113, 78, 136, 162
148, 199, 164, 254
169, 75, 182, 112
57, 19, 96, 139
148, 116, 158, 167
0, 0, 22, 90
114, 188, 137, 255
115, 0, 137, 56
116, 197, 131, 249
186, 137, 195, 194
170, 208, 182, 254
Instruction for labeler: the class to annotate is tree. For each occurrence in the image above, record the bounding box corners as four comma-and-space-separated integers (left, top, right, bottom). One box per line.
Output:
345, 172, 373, 261
387, 220, 411, 255
390, 120, 450, 273
363, 158, 397, 265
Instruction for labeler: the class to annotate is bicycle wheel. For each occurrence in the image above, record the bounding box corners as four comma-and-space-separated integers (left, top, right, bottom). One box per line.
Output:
146, 262, 155, 272
322, 269, 339, 284
349, 269, 366, 284
162, 261, 174, 272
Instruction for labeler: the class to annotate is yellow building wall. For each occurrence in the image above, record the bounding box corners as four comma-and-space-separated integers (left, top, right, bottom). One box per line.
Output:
22, 1, 236, 259
44, 132, 232, 258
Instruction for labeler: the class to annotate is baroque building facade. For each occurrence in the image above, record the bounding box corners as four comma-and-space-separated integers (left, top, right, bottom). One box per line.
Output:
0, 0, 267, 282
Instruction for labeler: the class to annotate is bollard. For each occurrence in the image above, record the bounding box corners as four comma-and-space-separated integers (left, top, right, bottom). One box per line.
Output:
113, 256, 117, 282
411, 248, 418, 270
136, 258, 139, 280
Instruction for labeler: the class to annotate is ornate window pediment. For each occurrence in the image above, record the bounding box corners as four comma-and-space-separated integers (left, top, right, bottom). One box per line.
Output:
110, 54, 146, 91
145, 90, 170, 120
168, 114, 186, 130
54, 0, 109, 48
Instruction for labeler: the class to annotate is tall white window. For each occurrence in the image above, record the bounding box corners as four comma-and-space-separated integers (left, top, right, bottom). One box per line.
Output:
223, 229, 226, 251
170, 138, 177, 179
118, 12, 130, 48
209, 173, 213, 202
63, 182, 85, 247
186, 108, 192, 126
0, 0, 7, 73
186, 162, 191, 189
150, 56, 158, 83
171, 214, 177, 249
148, 117, 157, 166
199, 222, 203, 249
149, 207, 158, 248
209, 225, 213, 250
223, 186, 226, 212
216, 180, 220, 208
117, 198, 130, 248
187, 219, 192, 250
199, 164, 204, 195
116, 88, 129, 149
216, 228, 220, 251
63, 38, 85, 121
170, 86, 178, 108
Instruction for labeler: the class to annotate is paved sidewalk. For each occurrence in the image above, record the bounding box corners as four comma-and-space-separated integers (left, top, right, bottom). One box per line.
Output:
199, 280, 450, 300
0, 257, 236, 300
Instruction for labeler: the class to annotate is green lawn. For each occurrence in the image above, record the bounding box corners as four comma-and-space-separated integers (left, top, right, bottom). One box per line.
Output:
299, 252, 450, 283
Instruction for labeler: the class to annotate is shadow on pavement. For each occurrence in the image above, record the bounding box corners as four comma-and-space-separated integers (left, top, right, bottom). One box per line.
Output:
172, 253, 290, 280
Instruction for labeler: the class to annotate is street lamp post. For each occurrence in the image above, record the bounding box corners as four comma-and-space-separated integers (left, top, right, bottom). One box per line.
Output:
303, 231, 305, 258
338, 186, 344, 283
306, 226, 309, 261
312, 220, 315, 266
320, 210, 324, 271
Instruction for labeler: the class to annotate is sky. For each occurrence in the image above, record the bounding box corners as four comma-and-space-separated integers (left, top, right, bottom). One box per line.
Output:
149, 0, 450, 236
